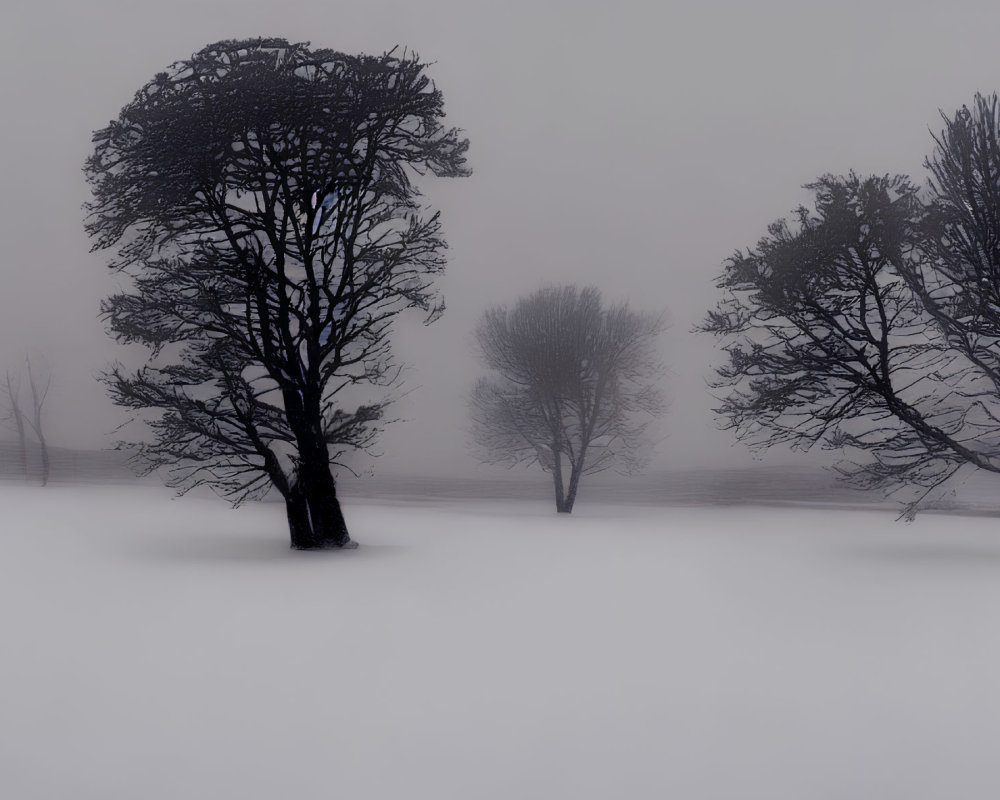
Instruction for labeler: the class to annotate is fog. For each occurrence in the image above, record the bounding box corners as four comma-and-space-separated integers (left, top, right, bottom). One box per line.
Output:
3, 0, 999, 477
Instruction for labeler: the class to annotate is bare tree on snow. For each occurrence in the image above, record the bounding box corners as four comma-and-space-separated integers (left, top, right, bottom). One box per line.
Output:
471, 286, 666, 513
1, 356, 51, 485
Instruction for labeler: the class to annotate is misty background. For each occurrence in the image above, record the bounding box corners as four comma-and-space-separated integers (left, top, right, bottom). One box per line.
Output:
3, 0, 998, 481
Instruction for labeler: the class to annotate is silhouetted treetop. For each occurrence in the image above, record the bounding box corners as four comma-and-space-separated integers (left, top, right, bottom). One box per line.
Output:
85, 39, 469, 265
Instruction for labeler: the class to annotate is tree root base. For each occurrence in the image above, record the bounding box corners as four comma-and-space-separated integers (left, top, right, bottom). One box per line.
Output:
291, 539, 359, 551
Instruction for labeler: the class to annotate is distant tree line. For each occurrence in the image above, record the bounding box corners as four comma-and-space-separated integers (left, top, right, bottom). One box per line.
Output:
704, 93, 1000, 517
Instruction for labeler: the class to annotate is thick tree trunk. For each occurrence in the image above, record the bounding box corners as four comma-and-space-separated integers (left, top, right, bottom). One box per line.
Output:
285, 445, 354, 549
281, 386, 355, 549
285, 484, 352, 549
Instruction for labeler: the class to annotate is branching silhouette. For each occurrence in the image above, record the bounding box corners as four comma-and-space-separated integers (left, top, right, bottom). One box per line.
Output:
1, 356, 50, 485
704, 95, 1000, 516
84, 38, 470, 548
472, 286, 666, 513
1, 370, 28, 479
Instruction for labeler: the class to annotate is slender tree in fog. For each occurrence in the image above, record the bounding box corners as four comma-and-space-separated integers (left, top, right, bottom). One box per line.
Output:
471, 286, 665, 513
24, 357, 50, 486
2, 371, 28, 479
704, 94, 1000, 515
84, 38, 469, 549
1, 356, 50, 485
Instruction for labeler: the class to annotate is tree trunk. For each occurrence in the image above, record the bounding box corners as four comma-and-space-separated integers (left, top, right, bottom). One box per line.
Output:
564, 463, 584, 514
36, 431, 49, 487
281, 386, 355, 549
13, 413, 27, 479
26, 359, 49, 487
285, 485, 352, 549
285, 445, 354, 549
5, 377, 28, 479
551, 445, 570, 513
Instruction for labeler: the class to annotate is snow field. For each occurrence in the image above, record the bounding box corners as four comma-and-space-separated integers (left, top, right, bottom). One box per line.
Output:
2, 485, 1000, 799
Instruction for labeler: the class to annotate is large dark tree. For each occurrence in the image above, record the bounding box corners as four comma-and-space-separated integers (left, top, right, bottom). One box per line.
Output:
84, 39, 470, 548
704, 95, 1000, 513
471, 286, 665, 513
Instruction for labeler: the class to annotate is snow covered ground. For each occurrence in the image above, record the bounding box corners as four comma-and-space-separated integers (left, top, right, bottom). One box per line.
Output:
3, 483, 1000, 799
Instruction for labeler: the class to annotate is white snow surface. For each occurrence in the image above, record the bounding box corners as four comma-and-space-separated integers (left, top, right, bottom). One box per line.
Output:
3, 484, 1000, 799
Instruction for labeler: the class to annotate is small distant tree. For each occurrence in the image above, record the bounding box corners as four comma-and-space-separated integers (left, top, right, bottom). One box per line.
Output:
1, 356, 51, 485
471, 286, 666, 513
25, 357, 51, 486
84, 38, 469, 548
1, 371, 28, 479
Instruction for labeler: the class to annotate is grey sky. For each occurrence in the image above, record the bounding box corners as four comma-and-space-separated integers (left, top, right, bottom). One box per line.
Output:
2, 0, 999, 475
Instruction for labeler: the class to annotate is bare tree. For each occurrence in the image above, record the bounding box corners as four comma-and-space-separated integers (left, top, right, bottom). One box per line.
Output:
24, 356, 50, 486
703, 166, 1000, 515
471, 286, 666, 513
84, 39, 469, 549
0, 357, 50, 484
1, 370, 28, 479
